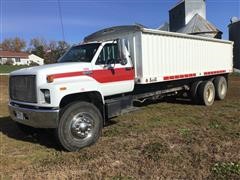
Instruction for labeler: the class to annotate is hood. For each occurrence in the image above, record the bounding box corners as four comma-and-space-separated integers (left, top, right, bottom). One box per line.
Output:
10, 63, 92, 76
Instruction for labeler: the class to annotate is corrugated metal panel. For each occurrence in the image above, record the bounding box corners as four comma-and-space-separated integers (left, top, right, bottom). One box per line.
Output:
177, 14, 222, 38
136, 32, 233, 84
229, 20, 240, 69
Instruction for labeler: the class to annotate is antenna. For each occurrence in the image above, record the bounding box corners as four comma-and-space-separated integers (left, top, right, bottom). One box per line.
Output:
57, 0, 65, 41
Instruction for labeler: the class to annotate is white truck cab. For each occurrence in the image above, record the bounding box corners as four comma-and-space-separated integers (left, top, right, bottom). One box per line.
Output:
8, 25, 233, 151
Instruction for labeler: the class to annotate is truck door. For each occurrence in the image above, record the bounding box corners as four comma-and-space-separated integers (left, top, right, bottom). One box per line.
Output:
92, 42, 135, 96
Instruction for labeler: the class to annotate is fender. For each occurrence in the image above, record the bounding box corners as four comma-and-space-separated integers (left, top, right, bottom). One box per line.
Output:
39, 75, 105, 107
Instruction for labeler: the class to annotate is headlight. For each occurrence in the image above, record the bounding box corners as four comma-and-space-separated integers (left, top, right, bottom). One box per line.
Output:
41, 89, 51, 103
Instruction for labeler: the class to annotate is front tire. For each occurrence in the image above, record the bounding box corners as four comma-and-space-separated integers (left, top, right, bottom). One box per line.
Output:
56, 101, 103, 151
198, 81, 215, 106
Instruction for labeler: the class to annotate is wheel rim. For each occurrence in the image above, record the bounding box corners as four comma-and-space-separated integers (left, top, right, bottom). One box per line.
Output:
70, 113, 94, 140
220, 82, 226, 96
206, 86, 214, 102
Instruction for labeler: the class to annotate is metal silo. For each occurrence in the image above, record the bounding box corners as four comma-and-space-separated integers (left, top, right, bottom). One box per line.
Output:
229, 17, 240, 70
167, 0, 222, 39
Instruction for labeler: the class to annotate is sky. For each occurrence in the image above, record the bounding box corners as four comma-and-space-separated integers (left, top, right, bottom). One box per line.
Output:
0, 0, 240, 45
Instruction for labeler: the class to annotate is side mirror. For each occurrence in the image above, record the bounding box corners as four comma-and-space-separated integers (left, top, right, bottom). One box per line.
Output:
117, 39, 128, 66
117, 39, 123, 59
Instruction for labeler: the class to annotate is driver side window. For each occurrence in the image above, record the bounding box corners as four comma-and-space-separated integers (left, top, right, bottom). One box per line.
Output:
96, 43, 120, 65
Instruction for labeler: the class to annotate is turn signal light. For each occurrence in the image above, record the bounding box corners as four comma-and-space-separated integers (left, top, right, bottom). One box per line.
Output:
60, 87, 67, 91
47, 75, 54, 83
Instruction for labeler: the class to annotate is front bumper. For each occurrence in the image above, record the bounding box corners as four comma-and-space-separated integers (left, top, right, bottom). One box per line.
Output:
8, 103, 59, 128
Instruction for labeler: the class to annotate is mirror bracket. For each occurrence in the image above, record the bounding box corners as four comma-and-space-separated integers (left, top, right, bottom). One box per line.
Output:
104, 63, 114, 70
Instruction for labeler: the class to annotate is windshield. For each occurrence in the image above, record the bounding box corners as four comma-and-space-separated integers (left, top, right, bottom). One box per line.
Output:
58, 43, 100, 63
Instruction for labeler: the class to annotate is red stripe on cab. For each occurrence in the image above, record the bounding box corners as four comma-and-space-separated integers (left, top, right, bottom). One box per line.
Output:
92, 68, 134, 83
47, 68, 135, 83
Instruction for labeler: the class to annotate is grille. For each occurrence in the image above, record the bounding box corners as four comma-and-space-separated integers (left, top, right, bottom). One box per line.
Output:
10, 75, 37, 103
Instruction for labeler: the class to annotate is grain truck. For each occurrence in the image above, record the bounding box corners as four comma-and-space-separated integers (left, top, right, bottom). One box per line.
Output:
8, 25, 233, 151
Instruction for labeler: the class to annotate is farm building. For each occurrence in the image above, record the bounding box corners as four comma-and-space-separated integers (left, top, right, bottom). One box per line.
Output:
0, 51, 44, 65
229, 17, 240, 70
159, 0, 222, 39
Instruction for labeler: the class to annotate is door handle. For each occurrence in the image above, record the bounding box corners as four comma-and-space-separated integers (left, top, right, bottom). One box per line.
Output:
125, 67, 133, 71
83, 70, 93, 75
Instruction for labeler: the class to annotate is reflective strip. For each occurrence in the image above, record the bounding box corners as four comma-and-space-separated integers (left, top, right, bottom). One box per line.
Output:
164, 73, 196, 80
204, 70, 226, 76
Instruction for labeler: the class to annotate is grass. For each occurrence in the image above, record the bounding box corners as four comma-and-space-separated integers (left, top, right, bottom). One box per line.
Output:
178, 128, 192, 137
141, 141, 169, 161
0, 65, 30, 73
212, 162, 240, 179
0, 75, 239, 179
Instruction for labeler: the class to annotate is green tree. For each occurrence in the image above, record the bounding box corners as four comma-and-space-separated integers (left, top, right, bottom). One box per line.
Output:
29, 38, 47, 58
33, 46, 45, 59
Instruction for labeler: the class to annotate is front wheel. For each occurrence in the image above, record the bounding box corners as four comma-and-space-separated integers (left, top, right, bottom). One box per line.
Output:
56, 101, 103, 151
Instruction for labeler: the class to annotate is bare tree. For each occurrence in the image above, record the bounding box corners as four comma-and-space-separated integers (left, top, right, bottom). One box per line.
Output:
1, 37, 26, 52
48, 41, 57, 51
14, 38, 27, 52
30, 38, 47, 50
44, 40, 70, 64
28, 38, 70, 64
58, 41, 70, 49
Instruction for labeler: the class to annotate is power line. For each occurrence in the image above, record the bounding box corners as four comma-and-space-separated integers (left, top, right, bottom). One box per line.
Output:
57, 0, 65, 41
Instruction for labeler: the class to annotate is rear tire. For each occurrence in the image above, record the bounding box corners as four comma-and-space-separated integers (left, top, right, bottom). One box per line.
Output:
214, 76, 227, 100
198, 81, 215, 106
190, 80, 202, 104
56, 101, 103, 152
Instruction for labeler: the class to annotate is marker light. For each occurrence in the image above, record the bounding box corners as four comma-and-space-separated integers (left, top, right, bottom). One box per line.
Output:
47, 75, 54, 83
